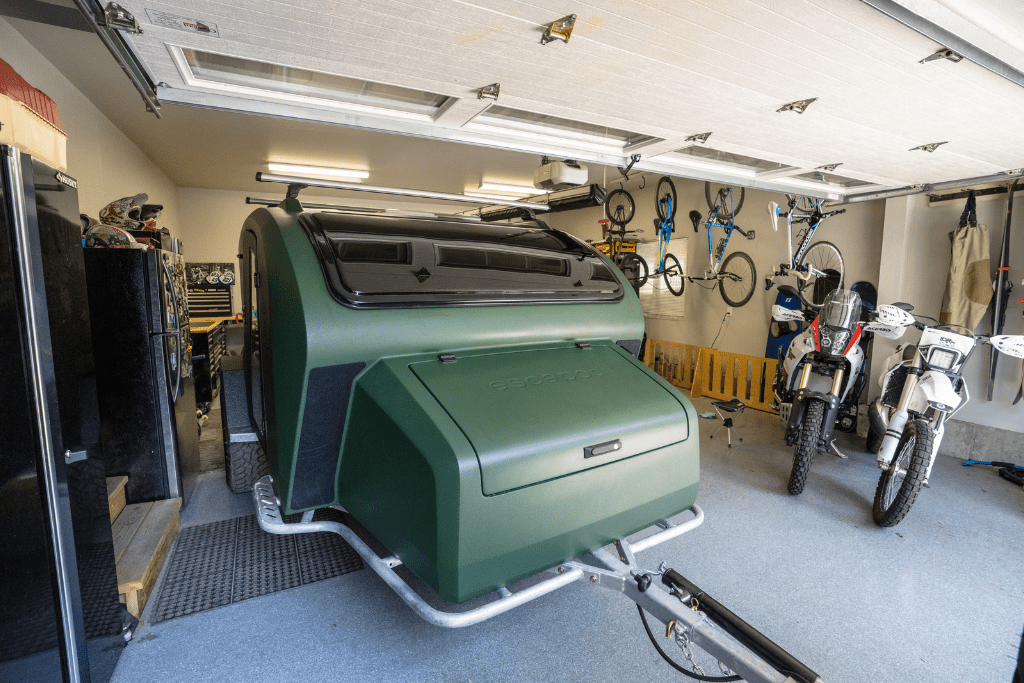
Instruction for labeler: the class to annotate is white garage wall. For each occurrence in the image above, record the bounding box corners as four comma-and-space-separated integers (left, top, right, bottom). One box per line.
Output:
876, 192, 1024, 433
544, 174, 885, 358
0, 18, 181, 236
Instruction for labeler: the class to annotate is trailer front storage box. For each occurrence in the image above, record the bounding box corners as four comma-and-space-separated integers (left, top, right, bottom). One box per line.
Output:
240, 201, 699, 603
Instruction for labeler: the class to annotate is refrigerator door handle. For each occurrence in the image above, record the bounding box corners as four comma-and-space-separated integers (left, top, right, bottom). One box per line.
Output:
161, 259, 182, 402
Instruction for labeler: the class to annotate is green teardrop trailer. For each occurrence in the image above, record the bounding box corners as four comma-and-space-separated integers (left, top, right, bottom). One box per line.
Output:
239, 202, 699, 604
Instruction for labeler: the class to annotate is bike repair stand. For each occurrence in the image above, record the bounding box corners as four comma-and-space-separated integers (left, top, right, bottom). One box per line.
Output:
709, 398, 745, 447
253, 477, 819, 683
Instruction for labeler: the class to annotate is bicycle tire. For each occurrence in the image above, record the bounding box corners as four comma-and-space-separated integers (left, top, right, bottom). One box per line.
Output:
620, 253, 648, 289
796, 241, 844, 308
606, 188, 635, 226
655, 176, 677, 221
719, 251, 756, 307
663, 253, 684, 296
705, 182, 745, 221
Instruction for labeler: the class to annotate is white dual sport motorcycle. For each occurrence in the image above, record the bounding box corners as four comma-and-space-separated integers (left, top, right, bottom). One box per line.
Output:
771, 286, 894, 494
866, 306, 1024, 526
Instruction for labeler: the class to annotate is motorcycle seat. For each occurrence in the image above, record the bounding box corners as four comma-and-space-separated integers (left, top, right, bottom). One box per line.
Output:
712, 398, 746, 413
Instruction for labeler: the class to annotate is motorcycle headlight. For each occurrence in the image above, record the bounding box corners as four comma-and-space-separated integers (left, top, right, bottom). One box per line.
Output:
929, 348, 957, 370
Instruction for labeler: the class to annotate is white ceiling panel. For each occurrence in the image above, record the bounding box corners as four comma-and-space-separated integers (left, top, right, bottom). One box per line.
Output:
9, 0, 1024, 196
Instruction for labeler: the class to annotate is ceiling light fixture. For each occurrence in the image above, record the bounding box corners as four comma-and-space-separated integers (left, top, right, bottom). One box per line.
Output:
776, 98, 818, 114
817, 163, 843, 172
479, 182, 546, 196
267, 163, 369, 179
685, 132, 713, 144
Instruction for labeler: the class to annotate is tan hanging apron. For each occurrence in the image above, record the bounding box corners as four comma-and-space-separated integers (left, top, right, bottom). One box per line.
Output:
940, 191, 992, 330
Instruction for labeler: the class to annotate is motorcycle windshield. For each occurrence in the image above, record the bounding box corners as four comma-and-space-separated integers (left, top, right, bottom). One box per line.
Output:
820, 289, 861, 330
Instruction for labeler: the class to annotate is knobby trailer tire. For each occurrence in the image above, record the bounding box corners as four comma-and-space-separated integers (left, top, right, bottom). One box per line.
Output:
873, 419, 932, 527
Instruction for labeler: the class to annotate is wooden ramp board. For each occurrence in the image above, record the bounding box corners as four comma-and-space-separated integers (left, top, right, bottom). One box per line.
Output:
106, 476, 128, 523
115, 498, 181, 618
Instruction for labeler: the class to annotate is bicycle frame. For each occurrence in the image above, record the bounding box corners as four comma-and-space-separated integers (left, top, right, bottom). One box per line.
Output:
783, 198, 826, 274
705, 190, 752, 274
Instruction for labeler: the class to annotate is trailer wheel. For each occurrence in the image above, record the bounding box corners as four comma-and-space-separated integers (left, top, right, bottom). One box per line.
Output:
225, 441, 269, 494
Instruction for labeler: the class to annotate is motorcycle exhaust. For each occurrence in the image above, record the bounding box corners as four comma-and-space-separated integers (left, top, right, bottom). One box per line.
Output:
877, 371, 921, 466
868, 399, 888, 437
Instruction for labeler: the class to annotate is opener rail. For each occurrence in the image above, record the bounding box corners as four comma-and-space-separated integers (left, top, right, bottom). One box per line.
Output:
254, 477, 820, 683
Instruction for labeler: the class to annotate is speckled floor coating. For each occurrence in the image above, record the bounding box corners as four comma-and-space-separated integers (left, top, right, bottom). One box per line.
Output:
111, 396, 1024, 683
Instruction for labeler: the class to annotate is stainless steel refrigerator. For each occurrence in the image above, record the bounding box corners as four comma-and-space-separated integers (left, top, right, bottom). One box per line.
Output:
0, 145, 127, 682
84, 241, 200, 507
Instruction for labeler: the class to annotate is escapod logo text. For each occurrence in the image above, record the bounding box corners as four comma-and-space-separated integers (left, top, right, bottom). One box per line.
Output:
490, 368, 606, 390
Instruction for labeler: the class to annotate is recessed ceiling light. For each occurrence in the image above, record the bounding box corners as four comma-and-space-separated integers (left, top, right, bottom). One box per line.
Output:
479, 182, 546, 196
267, 163, 369, 179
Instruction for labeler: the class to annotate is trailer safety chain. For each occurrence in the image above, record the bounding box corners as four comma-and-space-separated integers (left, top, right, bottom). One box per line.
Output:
637, 605, 741, 682
675, 616, 709, 676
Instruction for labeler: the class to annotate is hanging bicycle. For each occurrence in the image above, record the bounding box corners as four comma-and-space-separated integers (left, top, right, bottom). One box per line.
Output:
765, 195, 846, 308
595, 189, 648, 289
648, 176, 684, 296
685, 185, 757, 307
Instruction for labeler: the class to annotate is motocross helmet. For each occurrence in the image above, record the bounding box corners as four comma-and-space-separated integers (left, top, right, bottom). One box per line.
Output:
84, 223, 138, 249
139, 203, 163, 231
819, 289, 862, 330
99, 193, 148, 230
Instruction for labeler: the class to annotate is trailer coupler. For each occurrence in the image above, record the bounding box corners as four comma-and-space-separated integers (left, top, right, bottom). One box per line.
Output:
254, 476, 821, 683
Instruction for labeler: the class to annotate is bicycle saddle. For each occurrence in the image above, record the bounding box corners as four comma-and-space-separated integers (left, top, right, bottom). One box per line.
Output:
688, 210, 702, 233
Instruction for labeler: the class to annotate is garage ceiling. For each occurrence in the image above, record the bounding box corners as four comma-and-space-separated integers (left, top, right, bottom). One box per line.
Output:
9, 0, 1024, 199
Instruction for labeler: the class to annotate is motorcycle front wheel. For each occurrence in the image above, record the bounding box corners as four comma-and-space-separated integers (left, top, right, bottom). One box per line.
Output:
872, 419, 932, 527
788, 398, 825, 495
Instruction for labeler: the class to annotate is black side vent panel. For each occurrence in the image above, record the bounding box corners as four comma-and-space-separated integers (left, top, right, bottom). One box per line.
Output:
437, 247, 568, 276
292, 362, 366, 510
334, 241, 410, 264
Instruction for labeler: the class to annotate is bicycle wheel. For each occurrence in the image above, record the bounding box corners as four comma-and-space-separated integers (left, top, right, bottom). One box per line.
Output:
719, 251, 756, 307
796, 241, 844, 308
620, 253, 648, 289
605, 188, 635, 226
655, 176, 677, 221
705, 182, 745, 221
663, 253, 684, 296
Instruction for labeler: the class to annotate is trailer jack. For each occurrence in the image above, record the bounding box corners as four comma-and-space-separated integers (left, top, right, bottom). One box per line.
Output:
254, 477, 821, 683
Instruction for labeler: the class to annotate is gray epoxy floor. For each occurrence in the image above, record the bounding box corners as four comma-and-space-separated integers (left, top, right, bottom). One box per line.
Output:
112, 396, 1024, 683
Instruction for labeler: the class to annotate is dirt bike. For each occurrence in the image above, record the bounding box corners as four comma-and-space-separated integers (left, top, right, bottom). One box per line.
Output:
771, 286, 869, 494
866, 309, 1024, 526
772, 286, 915, 494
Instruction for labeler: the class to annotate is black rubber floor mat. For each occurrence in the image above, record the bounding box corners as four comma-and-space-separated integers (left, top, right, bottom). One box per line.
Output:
151, 514, 363, 623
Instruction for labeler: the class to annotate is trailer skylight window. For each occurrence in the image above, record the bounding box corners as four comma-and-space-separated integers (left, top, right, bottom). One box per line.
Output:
176, 48, 450, 119
466, 105, 661, 153
669, 146, 793, 173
